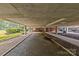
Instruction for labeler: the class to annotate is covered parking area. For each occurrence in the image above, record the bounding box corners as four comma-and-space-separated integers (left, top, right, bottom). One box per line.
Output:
0, 4, 79, 56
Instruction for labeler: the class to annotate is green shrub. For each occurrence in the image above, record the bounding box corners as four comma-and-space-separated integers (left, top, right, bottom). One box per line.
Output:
6, 28, 21, 34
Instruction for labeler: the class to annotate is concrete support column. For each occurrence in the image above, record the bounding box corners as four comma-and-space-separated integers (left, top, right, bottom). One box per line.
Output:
66, 27, 68, 33
48, 28, 50, 32
24, 25, 27, 35
55, 26, 58, 34
44, 27, 46, 32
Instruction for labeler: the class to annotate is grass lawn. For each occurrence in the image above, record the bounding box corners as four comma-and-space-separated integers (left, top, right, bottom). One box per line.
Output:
0, 30, 22, 41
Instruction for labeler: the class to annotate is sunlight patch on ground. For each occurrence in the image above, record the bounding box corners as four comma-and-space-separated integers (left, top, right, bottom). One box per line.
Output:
0, 30, 6, 35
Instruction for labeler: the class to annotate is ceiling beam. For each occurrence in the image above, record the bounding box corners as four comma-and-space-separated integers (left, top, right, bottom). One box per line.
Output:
46, 18, 66, 27
9, 3, 24, 17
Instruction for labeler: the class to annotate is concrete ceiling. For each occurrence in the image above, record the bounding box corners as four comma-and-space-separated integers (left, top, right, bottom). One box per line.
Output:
0, 3, 79, 27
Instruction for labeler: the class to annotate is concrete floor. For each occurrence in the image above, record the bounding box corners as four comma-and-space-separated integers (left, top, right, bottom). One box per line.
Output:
6, 32, 70, 56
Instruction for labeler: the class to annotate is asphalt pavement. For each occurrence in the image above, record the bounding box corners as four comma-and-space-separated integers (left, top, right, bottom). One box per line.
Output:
6, 32, 70, 56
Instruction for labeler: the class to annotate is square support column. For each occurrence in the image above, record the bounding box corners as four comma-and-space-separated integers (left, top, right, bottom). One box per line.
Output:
23, 25, 27, 35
